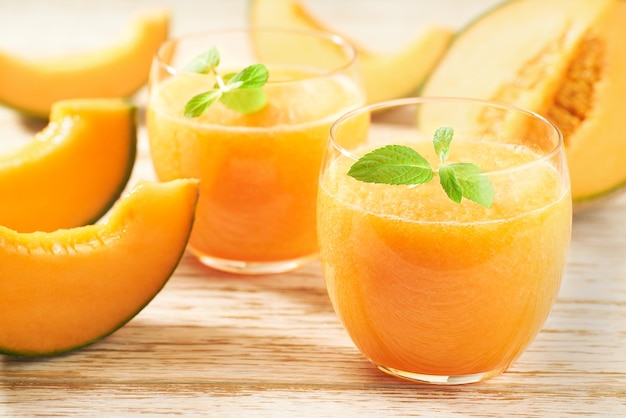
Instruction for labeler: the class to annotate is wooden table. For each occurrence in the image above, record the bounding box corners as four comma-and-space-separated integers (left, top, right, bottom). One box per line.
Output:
1, 1, 625, 416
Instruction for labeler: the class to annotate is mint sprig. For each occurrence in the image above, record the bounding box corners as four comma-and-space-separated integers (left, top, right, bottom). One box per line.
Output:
183, 46, 269, 117
347, 127, 495, 208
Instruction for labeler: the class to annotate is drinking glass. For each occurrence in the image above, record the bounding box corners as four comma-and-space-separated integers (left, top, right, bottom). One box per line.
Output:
147, 28, 365, 274
317, 97, 572, 384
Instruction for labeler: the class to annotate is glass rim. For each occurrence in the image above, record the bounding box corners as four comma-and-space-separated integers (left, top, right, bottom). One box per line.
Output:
153, 26, 360, 83
328, 96, 565, 176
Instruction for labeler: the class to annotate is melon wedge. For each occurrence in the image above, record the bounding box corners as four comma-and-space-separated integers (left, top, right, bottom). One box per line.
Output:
0, 8, 170, 118
0, 179, 199, 357
0, 98, 136, 232
249, 0, 453, 103
420, 0, 626, 204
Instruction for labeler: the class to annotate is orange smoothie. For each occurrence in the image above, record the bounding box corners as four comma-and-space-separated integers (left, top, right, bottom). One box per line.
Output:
148, 69, 366, 267
317, 139, 572, 379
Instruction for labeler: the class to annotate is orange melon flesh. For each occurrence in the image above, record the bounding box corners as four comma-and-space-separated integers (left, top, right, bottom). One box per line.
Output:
0, 98, 136, 232
0, 9, 169, 118
420, 0, 626, 203
0, 179, 199, 357
248, 0, 453, 103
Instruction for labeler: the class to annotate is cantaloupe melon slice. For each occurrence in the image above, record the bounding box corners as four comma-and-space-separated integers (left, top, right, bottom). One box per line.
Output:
0, 179, 198, 357
0, 98, 136, 232
249, 0, 453, 103
0, 8, 169, 118
420, 0, 626, 204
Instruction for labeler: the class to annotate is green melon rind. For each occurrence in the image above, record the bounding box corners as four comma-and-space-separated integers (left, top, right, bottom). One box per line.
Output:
84, 100, 138, 226
571, 179, 626, 207
0, 90, 144, 122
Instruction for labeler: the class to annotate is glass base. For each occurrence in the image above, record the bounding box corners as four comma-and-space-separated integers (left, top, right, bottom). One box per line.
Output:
377, 364, 506, 385
191, 250, 318, 275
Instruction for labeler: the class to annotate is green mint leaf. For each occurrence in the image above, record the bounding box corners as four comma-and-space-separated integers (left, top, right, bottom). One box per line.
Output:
184, 90, 222, 117
183, 47, 269, 117
218, 65, 269, 113
220, 73, 236, 85
433, 126, 454, 163
347, 145, 434, 185
439, 164, 463, 203
449, 162, 495, 208
220, 88, 267, 114
346, 127, 495, 207
183, 46, 220, 74
227, 64, 269, 89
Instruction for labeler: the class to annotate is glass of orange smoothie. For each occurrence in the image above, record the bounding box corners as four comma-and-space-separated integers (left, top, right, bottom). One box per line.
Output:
147, 28, 365, 274
317, 97, 572, 384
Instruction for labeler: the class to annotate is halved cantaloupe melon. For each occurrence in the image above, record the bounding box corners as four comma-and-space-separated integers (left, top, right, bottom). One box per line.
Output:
0, 8, 170, 118
249, 0, 453, 103
420, 0, 626, 204
0, 98, 137, 232
0, 178, 198, 357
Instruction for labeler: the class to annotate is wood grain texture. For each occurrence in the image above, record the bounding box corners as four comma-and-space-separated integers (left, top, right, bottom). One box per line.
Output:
1, 1, 625, 416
